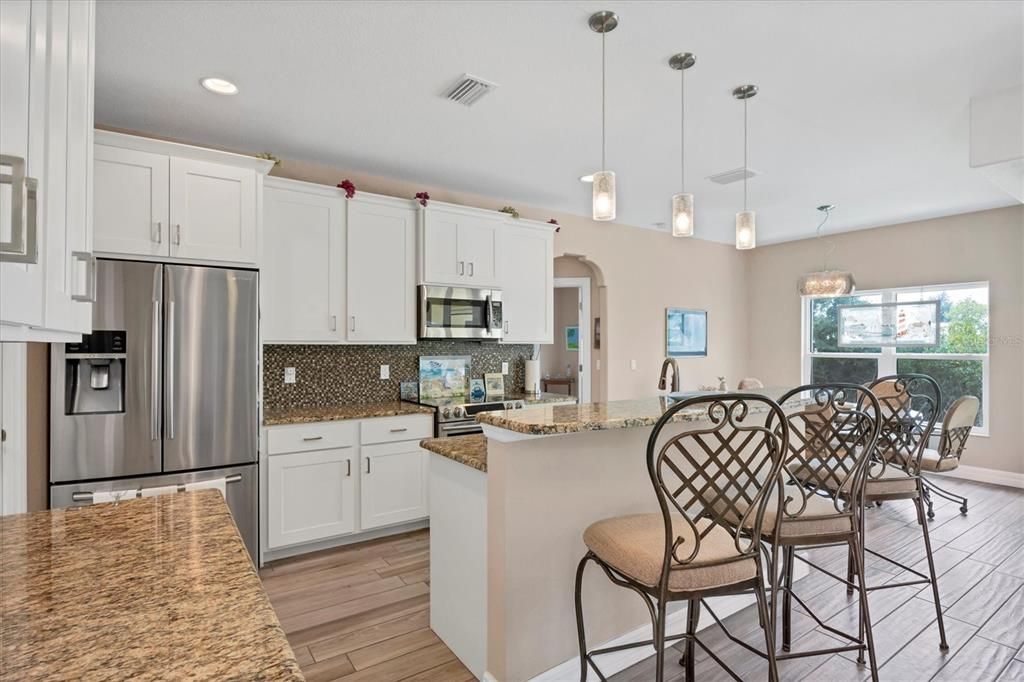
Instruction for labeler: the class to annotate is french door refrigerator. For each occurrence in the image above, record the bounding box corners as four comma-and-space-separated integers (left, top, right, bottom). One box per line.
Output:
50, 260, 259, 563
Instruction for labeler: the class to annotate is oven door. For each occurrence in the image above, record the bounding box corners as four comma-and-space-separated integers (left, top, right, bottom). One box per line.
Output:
419, 286, 502, 340
437, 421, 484, 438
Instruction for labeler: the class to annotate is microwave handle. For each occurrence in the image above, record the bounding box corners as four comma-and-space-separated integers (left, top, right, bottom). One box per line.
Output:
485, 294, 493, 331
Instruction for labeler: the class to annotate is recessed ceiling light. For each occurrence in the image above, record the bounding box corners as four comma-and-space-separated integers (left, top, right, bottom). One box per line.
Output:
579, 174, 594, 183
200, 77, 238, 95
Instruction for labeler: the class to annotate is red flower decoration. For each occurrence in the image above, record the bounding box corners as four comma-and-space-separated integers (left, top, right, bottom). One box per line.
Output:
337, 180, 356, 199
415, 191, 430, 207
547, 218, 561, 233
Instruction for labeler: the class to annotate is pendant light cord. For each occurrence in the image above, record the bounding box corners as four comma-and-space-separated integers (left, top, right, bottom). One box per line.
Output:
743, 97, 748, 211
680, 67, 685, 191
601, 30, 606, 171
816, 207, 836, 271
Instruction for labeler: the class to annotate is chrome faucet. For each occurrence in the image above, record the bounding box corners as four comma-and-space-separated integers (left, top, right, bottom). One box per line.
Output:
658, 358, 680, 393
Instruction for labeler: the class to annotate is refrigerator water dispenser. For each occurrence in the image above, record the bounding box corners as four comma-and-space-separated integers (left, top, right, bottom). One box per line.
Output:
64, 330, 126, 415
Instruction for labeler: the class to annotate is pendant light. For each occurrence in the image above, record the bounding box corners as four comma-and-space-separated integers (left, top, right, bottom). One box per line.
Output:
589, 11, 618, 221
797, 204, 857, 296
669, 52, 695, 237
733, 84, 758, 249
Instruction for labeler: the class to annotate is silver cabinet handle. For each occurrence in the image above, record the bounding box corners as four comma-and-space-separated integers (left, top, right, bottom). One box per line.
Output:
154, 221, 163, 244
173, 224, 181, 246
389, 427, 408, 433
458, 261, 465, 276
350, 316, 356, 332
346, 459, 352, 477
302, 435, 323, 442
330, 315, 337, 331
468, 262, 474, 277
70, 252, 97, 302
0, 154, 39, 263
365, 458, 371, 474
151, 298, 160, 441
166, 300, 175, 440
504, 320, 509, 333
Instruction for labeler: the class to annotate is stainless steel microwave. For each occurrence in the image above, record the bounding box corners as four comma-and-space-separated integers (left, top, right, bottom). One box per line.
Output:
418, 286, 503, 340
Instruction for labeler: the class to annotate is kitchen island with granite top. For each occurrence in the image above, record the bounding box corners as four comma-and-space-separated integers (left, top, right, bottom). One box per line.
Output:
0, 490, 303, 681
427, 389, 810, 682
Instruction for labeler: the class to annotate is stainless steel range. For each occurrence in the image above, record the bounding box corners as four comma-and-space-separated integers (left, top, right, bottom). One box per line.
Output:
413, 396, 526, 438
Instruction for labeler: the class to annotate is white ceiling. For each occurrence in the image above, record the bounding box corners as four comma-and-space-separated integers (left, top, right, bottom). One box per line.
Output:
94, 0, 1023, 245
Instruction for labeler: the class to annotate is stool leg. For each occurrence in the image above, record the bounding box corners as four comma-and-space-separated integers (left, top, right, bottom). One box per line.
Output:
846, 542, 856, 596
782, 546, 794, 652
755, 570, 779, 682
851, 536, 880, 681
916, 494, 949, 650
654, 598, 668, 682
684, 599, 700, 682
574, 554, 591, 681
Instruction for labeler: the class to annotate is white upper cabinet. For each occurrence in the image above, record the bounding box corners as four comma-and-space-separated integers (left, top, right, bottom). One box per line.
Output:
420, 204, 500, 287
93, 145, 167, 257
263, 178, 345, 343
169, 157, 256, 263
92, 131, 271, 266
500, 220, 555, 344
346, 194, 417, 344
1, 0, 95, 341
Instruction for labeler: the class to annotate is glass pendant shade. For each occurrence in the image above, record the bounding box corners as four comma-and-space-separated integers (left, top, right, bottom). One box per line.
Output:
798, 271, 856, 297
671, 193, 694, 237
592, 170, 616, 221
735, 210, 756, 250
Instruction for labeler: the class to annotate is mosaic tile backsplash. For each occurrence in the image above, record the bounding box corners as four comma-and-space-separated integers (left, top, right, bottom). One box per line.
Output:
263, 341, 535, 409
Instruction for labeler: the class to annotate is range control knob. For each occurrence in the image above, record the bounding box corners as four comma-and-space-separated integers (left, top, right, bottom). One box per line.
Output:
513, 400, 524, 409
442, 408, 451, 418
453, 406, 465, 418
503, 402, 512, 409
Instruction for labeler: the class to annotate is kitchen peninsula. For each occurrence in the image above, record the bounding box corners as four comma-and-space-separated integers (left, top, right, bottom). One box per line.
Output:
0, 491, 302, 681
427, 390, 811, 681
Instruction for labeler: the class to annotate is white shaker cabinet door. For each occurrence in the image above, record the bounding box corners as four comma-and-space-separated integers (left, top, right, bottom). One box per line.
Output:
500, 225, 553, 344
457, 216, 499, 287
267, 448, 357, 549
263, 181, 344, 343
360, 442, 428, 530
346, 196, 416, 344
93, 144, 168, 258
168, 157, 256, 264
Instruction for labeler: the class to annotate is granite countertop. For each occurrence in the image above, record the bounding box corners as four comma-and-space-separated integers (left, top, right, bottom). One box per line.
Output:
477, 388, 811, 436
421, 434, 488, 472
264, 401, 434, 426
0, 491, 303, 681
507, 391, 578, 406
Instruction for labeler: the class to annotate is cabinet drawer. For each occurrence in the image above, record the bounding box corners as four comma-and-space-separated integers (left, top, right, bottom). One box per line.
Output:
360, 414, 432, 445
267, 421, 359, 455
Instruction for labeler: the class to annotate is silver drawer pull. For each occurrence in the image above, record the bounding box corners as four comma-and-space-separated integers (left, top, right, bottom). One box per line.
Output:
70, 251, 97, 303
0, 154, 38, 264
366, 458, 371, 474
346, 460, 352, 477
389, 427, 408, 433
302, 435, 324, 441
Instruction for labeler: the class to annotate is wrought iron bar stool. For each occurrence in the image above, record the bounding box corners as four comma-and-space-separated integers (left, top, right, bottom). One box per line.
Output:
896, 396, 980, 519
701, 384, 883, 681
843, 374, 949, 651
573, 394, 789, 682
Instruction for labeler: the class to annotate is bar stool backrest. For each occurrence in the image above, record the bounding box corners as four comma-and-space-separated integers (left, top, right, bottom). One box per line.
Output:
646, 394, 788, 579
775, 384, 881, 514
938, 396, 980, 462
864, 374, 940, 477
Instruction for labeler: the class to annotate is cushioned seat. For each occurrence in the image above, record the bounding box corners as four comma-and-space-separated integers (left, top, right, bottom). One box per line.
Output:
583, 513, 756, 592
890, 447, 960, 473
728, 484, 853, 541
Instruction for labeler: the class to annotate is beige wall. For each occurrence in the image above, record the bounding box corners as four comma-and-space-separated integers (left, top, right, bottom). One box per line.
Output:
745, 205, 1024, 475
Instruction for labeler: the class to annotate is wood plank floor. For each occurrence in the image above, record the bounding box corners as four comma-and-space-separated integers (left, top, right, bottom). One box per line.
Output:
259, 530, 474, 682
608, 477, 1024, 682
260, 478, 1022, 681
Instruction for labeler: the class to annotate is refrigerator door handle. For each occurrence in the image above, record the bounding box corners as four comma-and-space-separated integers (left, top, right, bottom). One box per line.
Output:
151, 298, 160, 440
167, 300, 175, 440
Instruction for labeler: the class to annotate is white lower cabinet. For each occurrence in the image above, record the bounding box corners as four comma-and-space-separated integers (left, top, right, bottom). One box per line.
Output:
267, 447, 357, 548
360, 442, 428, 530
265, 413, 431, 552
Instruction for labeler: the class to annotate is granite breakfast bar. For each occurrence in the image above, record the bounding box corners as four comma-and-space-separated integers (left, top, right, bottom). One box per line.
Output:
425, 390, 811, 682
0, 490, 303, 681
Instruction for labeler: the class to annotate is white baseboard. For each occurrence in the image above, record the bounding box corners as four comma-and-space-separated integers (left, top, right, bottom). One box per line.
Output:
930, 464, 1024, 490
260, 519, 429, 564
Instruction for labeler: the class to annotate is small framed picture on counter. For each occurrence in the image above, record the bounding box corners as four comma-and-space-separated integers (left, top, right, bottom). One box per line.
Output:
484, 373, 504, 396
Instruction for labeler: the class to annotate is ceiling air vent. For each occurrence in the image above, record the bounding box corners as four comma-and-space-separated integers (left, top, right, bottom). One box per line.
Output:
443, 74, 497, 107
707, 167, 760, 185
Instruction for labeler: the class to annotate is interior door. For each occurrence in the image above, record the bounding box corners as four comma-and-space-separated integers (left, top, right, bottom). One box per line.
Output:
169, 157, 256, 263
163, 265, 258, 472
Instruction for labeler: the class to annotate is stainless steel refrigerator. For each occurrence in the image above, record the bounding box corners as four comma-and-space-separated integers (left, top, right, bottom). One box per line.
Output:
50, 260, 259, 563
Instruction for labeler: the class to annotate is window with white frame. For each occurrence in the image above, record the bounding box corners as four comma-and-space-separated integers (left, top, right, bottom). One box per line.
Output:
802, 282, 989, 434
